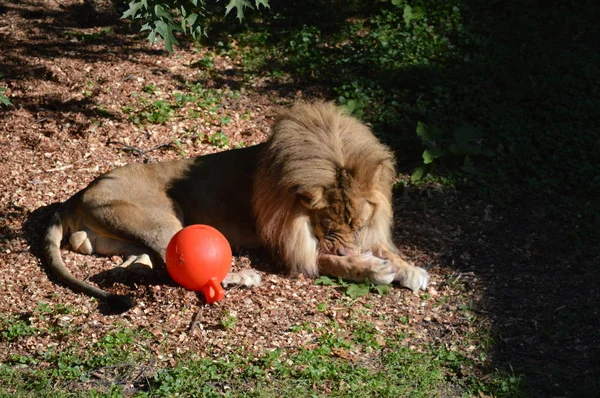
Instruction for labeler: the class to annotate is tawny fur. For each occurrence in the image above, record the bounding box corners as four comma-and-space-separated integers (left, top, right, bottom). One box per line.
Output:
253, 102, 397, 276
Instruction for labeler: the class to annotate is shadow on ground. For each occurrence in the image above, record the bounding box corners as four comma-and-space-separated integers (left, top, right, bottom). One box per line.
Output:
0, 0, 164, 123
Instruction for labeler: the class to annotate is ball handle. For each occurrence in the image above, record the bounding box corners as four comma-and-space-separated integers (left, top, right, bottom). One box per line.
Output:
202, 277, 225, 304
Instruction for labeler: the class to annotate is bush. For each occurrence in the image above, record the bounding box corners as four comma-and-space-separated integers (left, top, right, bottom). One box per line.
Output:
122, 0, 270, 52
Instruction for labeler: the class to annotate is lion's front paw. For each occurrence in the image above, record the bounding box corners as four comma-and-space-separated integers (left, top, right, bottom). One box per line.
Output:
395, 266, 429, 292
222, 269, 262, 288
359, 252, 398, 286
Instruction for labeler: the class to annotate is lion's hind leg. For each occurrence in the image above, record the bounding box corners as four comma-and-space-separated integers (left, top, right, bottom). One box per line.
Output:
68, 228, 157, 270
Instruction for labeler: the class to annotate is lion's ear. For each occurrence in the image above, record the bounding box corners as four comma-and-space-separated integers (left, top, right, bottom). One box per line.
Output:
372, 161, 394, 185
296, 187, 326, 209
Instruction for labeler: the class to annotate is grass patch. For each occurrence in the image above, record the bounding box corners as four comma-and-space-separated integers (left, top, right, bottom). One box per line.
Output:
124, 84, 240, 130
0, 302, 150, 396
1, 301, 521, 397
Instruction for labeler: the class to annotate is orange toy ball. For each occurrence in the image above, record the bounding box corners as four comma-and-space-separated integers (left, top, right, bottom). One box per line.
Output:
165, 225, 232, 303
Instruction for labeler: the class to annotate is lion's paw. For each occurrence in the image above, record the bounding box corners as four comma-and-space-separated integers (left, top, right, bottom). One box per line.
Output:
396, 266, 429, 292
119, 254, 154, 270
222, 269, 262, 288
359, 252, 398, 286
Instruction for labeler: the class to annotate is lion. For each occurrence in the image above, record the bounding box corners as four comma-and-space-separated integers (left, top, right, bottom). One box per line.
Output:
43, 102, 429, 311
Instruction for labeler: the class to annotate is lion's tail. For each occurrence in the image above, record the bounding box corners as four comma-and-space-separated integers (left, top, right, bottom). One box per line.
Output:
43, 212, 133, 312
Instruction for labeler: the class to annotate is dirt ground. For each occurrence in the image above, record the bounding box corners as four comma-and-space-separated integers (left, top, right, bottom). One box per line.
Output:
1, 1, 598, 396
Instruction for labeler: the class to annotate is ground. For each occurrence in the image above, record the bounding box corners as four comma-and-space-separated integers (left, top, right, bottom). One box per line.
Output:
0, 1, 599, 397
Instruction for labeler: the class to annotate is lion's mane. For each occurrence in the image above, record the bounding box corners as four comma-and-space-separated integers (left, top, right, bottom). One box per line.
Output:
252, 102, 397, 276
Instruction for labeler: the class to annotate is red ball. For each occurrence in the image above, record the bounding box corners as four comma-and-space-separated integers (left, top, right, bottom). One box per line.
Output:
165, 225, 232, 303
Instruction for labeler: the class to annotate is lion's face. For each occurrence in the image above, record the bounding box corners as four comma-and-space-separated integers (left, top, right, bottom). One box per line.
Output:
301, 185, 377, 257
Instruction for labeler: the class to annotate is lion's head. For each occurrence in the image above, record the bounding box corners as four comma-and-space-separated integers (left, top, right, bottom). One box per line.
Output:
253, 102, 396, 277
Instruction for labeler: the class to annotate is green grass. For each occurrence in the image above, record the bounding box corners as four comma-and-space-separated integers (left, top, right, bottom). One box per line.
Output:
0, 302, 150, 397
0, 300, 521, 397
123, 84, 240, 130
64, 27, 114, 43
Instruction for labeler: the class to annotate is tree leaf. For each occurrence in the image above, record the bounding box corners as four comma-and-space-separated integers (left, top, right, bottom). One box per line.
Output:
346, 284, 370, 299
422, 147, 443, 164
462, 155, 477, 174
225, 0, 252, 22
411, 166, 425, 182
411, 6, 425, 20
315, 276, 337, 286
154, 4, 171, 20
416, 121, 427, 141
345, 99, 358, 114
153, 20, 180, 54
416, 122, 443, 145
403, 5, 413, 25
374, 285, 391, 295
188, 13, 199, 25
0, 96, 12, 106
122, 1, 144, 19
460, 143, 482, 156
254, 0, 270, 9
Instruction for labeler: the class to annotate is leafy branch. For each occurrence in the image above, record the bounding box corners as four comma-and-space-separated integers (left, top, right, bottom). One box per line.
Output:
412, 121, 494, 182
122, 0, 270, 53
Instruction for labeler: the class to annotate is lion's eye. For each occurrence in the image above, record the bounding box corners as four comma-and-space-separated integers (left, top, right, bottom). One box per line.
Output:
321, 218, 333, 229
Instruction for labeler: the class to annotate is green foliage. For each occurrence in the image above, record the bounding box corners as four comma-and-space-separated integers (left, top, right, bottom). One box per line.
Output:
226, 0, 269, 22
314, 276, 391, 299
0, 303, 149, 395
124, 84, 240, 126
207, 130, 229, 148
0, 86, 11, 107
64, 27, 114, 42
0, 308, 522, 397
0, 315, 37, 342
139, 99, 174, 123
1, 302, 76, 342
232, 1, 464, 130
122, 0, 270, 53
411, 121, 493, 181
142, 332, 521, 396
2, 325, 146, 382
220, 311, 237, 330
220, 0, 599, 204
142, 83, 157, 94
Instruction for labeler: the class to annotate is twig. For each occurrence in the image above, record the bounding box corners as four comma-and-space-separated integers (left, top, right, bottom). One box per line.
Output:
108, 140, 175, 163
188, 305, 204, 332
36, 114, 65, 132
108, 141, 146, 157
46, 164, 73, 172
